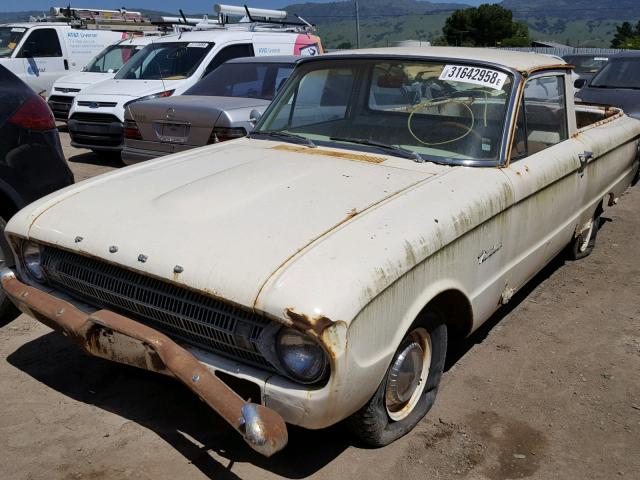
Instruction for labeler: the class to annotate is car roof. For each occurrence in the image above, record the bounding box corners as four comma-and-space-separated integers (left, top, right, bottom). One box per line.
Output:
226, 55, 304, 64
324, 47, 569, 73
611, 51, 640, 59
563, 53, 608, 58
151, 29, 297, 43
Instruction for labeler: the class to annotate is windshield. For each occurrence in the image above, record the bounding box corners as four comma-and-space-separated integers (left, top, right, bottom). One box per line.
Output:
256, 59, 514, 164
590, 58, 640, 89
84, 43, 144, 73
0, 26, 27, 58
564, 55, 608, 75
115, 41, 213, 80
185, 62, 295, 100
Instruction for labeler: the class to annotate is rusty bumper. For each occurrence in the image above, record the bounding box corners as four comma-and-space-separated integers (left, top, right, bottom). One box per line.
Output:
0, 268, 288, 457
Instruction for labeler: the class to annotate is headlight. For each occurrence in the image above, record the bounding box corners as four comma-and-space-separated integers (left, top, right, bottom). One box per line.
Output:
22, 241, 45, 282
276, 328, 327, 383
123, 90, 175, 109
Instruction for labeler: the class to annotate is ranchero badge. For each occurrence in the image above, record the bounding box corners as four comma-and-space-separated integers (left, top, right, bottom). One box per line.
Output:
165, 108, 176, 120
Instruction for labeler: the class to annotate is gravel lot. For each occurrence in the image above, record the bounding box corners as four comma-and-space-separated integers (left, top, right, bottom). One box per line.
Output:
0, 130, 638, 480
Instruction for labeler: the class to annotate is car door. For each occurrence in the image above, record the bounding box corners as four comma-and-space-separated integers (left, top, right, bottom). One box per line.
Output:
17, 28, 66, 95
500, 72, 585, 296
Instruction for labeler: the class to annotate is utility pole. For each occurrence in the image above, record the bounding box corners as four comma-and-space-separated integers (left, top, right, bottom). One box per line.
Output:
354, 0, 361, 49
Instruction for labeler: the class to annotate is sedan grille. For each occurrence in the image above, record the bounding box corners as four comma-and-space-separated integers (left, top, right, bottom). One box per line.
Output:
40, 247, 275, 370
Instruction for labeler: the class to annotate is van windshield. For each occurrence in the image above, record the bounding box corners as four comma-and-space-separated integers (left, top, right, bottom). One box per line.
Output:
84, 43, 144, 73
0, 27, 27, 58
256, 59, 514, 165
115, 42, 213, 80
185, 62, 295, 100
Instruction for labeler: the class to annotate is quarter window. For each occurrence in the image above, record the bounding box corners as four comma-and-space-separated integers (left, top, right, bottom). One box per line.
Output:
512, 75, 567, 159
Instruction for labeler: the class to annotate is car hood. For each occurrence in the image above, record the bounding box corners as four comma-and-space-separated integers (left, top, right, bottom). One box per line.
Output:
578, 87, 640, 119
22, 139, 435, 311
129, 95, 271, 127
78, 78, 185, 99
54, 72, 114, 88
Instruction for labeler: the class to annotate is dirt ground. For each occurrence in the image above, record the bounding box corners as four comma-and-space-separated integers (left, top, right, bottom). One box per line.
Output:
0, 131, 638, 480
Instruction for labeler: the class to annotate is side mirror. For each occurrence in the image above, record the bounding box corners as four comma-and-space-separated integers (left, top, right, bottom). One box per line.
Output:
574, 78, 587, 89
249, 109, 262, 125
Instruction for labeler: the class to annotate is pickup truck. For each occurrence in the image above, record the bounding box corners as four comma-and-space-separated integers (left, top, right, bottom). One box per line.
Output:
2, 47, 639, 457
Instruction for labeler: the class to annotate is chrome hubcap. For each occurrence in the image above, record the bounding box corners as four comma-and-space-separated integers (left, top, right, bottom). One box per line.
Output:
385, 328, 431, 421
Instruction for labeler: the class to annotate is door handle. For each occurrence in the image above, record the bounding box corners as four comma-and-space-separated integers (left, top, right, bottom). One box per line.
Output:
578, 151, 593, 175
63, 59, 69, 70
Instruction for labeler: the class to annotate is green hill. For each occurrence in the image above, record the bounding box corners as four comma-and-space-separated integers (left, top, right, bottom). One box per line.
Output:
316, 14, 624, 49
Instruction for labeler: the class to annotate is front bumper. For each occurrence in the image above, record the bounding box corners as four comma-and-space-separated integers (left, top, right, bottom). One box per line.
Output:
68, 117, 124, 151
121, 143, 194, 165
0, 268, 288, 457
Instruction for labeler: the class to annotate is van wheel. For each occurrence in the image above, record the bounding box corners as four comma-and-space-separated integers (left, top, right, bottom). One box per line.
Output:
0, 216, 18, 323
568, 214, 600, 260
346, 312, 447, 447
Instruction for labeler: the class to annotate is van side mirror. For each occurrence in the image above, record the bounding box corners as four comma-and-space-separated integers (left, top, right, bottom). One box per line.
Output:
249, 109, 262, 125
574, 78, 587, 89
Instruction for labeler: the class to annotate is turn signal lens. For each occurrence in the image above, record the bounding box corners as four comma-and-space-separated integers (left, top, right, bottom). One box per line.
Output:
123, 120, 142, 140
9, 95, 56, 131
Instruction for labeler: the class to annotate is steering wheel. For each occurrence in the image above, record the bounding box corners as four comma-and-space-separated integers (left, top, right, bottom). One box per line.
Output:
407, 99, 477, 146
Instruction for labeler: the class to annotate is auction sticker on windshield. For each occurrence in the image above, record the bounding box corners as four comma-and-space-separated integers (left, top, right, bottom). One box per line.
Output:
187, 42, 209, 48
439, 65, 508, 89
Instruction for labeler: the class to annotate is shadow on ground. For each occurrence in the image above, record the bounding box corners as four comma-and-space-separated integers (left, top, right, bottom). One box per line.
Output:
67, 150, 123, 168
7, 332, 349, 479
6, 222, 611, 479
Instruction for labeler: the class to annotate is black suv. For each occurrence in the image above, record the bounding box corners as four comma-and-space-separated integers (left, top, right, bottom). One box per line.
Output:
0, 65, 74, 320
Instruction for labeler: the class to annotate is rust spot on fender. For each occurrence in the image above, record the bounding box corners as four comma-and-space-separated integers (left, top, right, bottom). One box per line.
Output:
272, 144, 386, 164
285, 308, 335, 336
284, 309, 348, 359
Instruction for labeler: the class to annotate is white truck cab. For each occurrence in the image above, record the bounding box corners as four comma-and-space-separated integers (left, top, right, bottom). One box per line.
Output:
47, 35, 157, 121
67, 4, 323, 153
0, 23, 124, 96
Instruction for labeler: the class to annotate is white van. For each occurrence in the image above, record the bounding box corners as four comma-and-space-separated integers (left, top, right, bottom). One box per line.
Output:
67, 5, 323, 153
47, 35, 157, 120
0, 23, 124, 96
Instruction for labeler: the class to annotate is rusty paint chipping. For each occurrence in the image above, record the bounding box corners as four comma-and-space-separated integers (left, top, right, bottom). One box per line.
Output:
272, 144, 386, 164
285, 308, 335, 337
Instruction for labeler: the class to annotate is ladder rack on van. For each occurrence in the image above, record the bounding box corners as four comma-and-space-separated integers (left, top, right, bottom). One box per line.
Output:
31, 7, 159, 32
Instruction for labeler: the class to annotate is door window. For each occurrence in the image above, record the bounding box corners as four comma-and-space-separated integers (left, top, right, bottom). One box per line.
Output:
203, 44, 254, 77
511, 75, 567, 160
18, 28, 62, 57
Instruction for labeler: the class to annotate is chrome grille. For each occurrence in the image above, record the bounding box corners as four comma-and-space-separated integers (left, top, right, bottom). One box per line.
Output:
41, 247, 274, 370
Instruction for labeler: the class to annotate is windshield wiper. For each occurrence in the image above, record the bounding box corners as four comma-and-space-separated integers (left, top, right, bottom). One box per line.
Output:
329, 136, 424, 162
249, 130, 316, 148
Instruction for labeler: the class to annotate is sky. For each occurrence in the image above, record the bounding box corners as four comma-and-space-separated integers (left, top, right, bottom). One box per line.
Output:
0, 0, 485, 14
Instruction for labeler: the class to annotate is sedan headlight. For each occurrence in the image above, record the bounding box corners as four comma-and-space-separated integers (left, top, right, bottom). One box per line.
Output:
21, 241, 45, 283
276, 328, 328, 383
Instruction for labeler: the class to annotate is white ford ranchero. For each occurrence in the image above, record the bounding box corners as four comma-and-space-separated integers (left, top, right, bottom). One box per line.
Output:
2, 47, 639, 456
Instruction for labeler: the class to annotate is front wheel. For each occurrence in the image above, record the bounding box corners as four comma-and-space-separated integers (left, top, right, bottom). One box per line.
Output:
568, 214, 600, 260
346, 312, 448, 446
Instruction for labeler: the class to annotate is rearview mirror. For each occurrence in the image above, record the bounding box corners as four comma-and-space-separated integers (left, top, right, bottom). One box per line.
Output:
574, 78, 587, 89
249, 109, 262, 125
20, 41, 36, 58
377, 74, 406, 89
